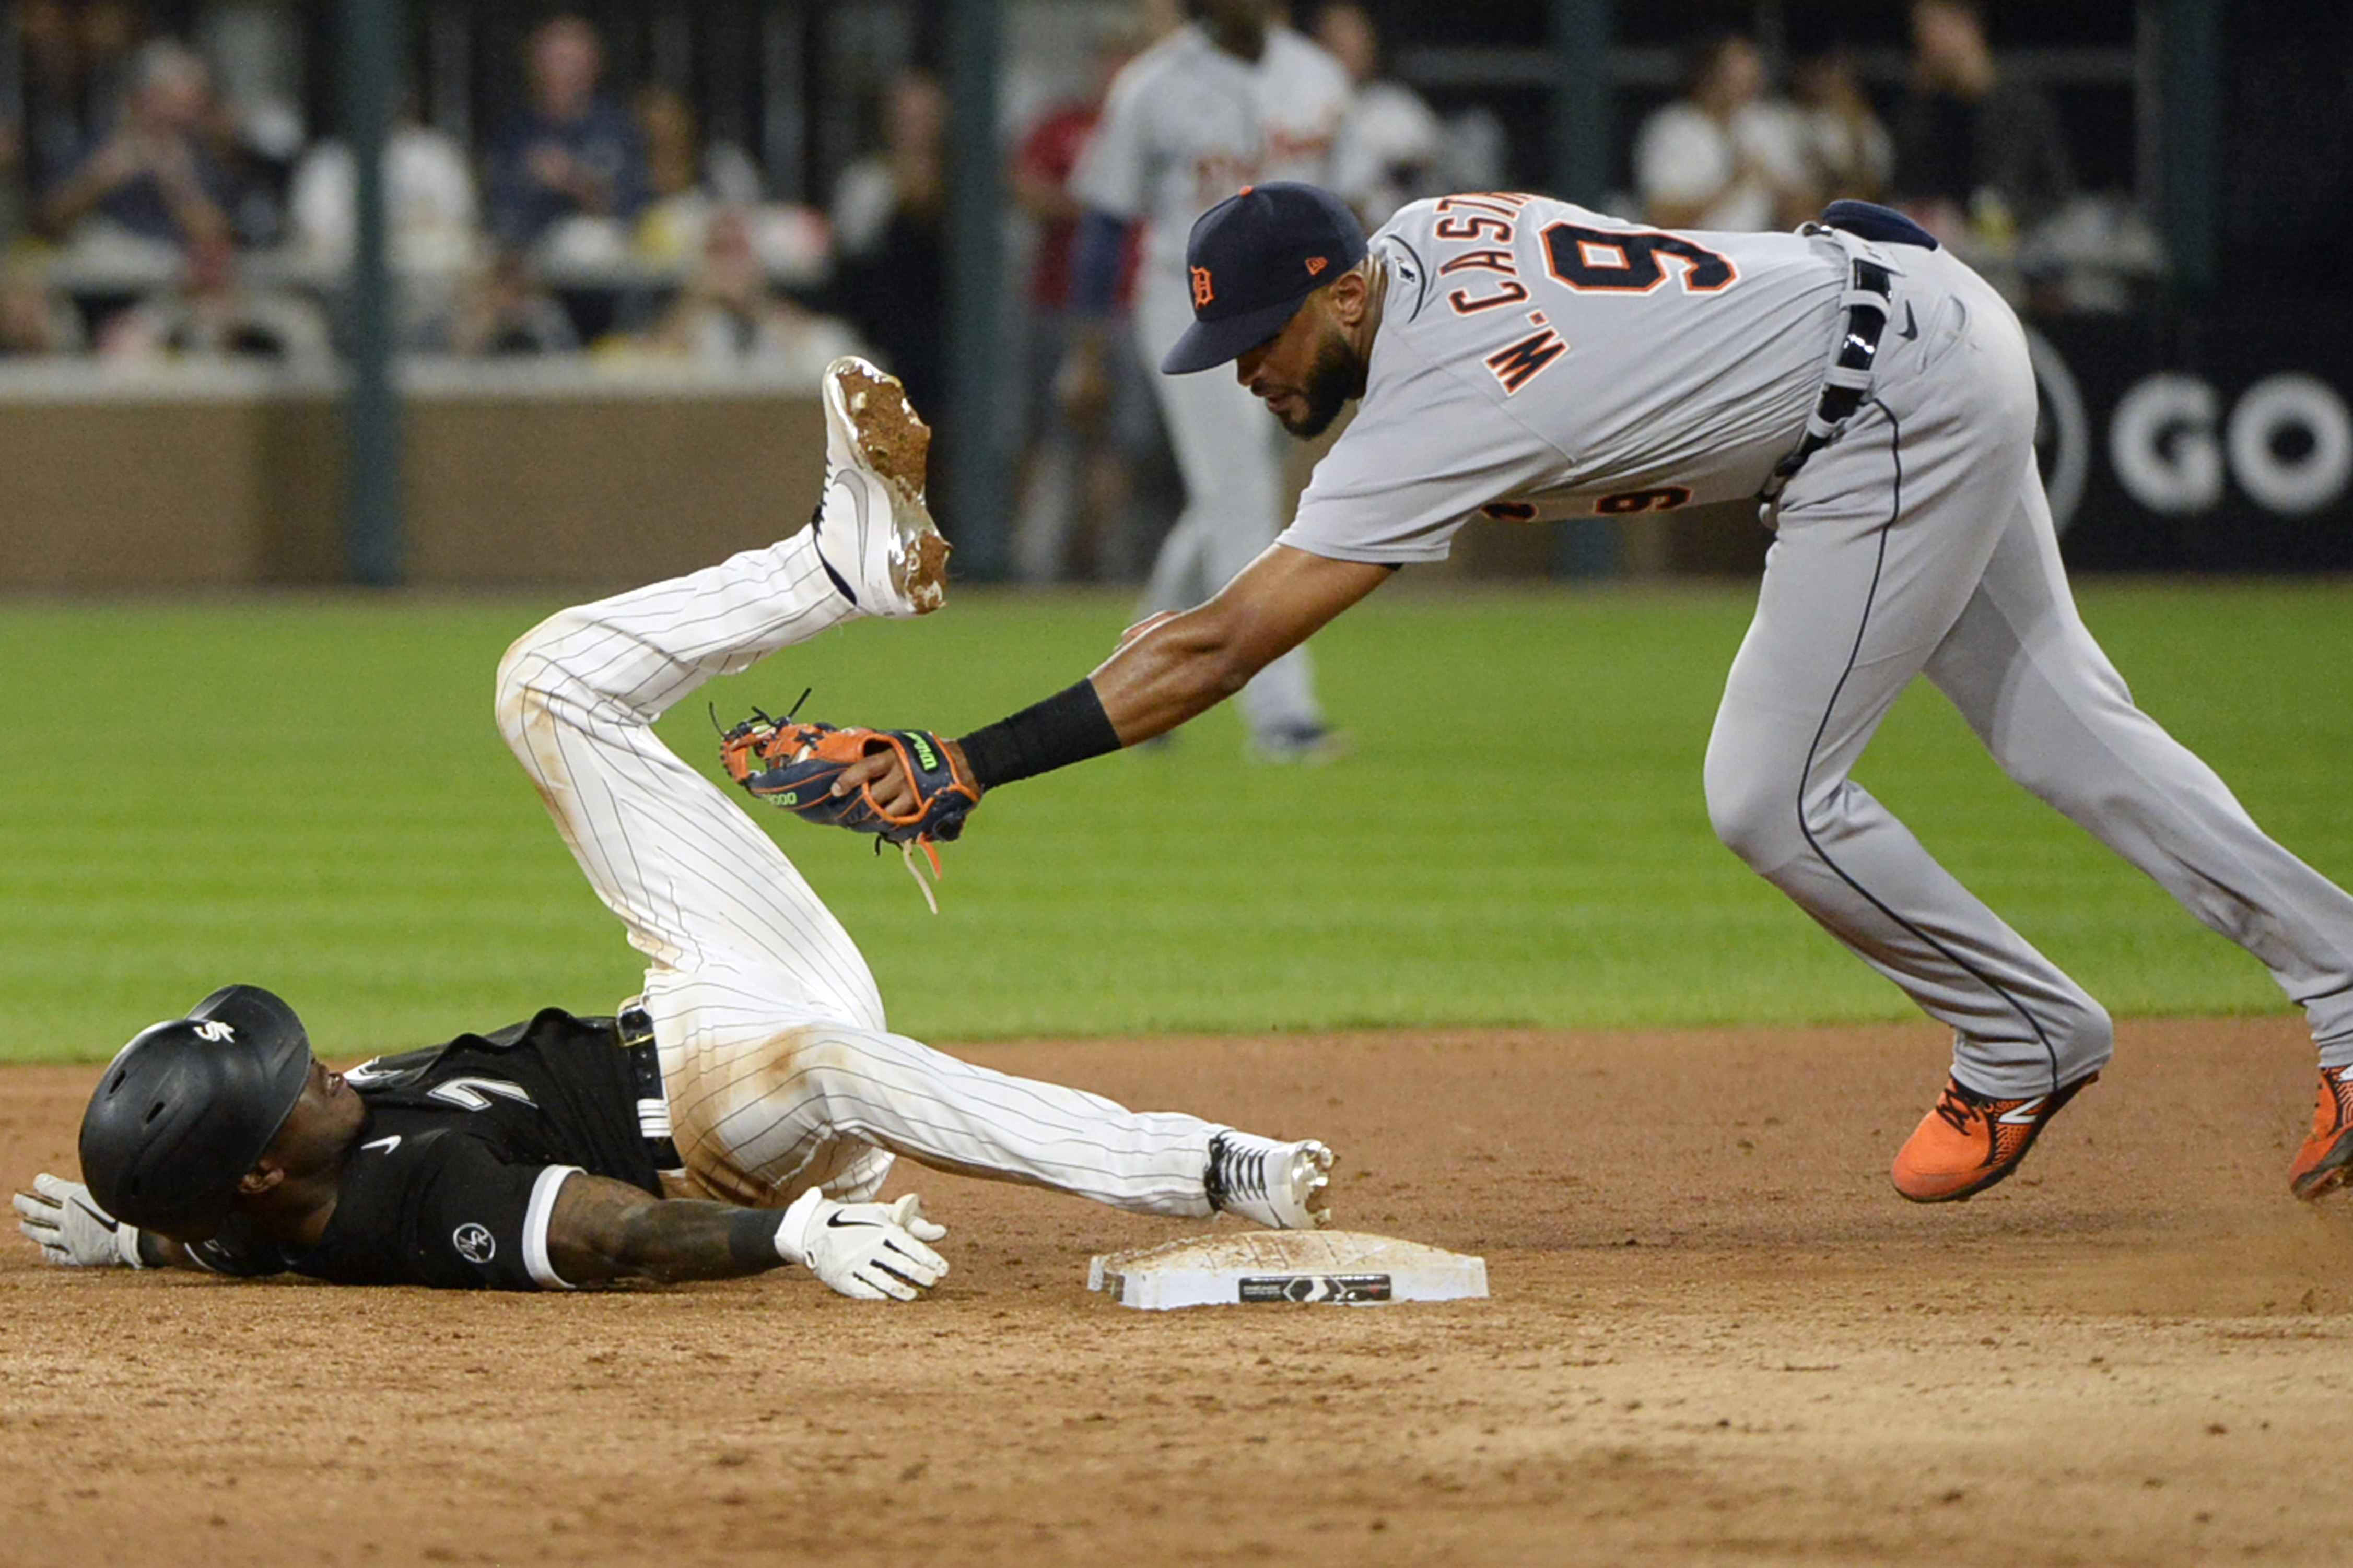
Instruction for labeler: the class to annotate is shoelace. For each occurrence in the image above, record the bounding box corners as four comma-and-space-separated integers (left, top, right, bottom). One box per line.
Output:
1930, 1082, 1985, 1136
1209, 1137, 1270, 1207
896, 839, 943, 914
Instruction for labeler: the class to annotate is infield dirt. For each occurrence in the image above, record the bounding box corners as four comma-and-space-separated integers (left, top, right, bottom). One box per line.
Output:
6, 1017, 2352, 1567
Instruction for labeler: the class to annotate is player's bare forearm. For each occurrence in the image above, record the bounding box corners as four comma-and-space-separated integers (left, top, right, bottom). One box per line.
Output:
1088, 546, 1393, 743
832, 546, 1389, 815
545, 1173, 785, 1286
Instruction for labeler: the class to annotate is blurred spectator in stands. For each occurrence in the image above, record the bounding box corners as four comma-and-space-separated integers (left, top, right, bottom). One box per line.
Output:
1891, 0, 2074, 254
19, 0, 144, 203
1315, 2, 1442, 228
451, 250, 581, 357
1636, 33, 1813, 232
97, 229, 332, 367
1794, 48, 1892, 205
0, 262, 87, 357
1006, 26, 1155, 582
637, 206, 858, 380
1, 123, 27, 250
289, 100, 481, 351
193, 0, 310, 246
40, 40, 238, 251
829, 69, 948, 416
635, 85, 765, 267
486, 15, 649, 253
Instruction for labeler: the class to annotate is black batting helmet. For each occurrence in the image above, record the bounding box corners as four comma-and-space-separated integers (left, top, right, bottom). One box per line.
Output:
78, 985, 314, 1240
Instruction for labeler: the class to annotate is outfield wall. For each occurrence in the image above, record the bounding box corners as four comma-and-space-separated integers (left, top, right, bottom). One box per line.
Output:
0, 364, 828, 592
9, 309, 2348, 591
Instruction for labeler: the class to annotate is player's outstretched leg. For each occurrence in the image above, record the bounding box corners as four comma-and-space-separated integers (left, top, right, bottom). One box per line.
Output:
1924, 471, 2353, 1200
809, 355, 949, 618
661, 1021, 1334, 1229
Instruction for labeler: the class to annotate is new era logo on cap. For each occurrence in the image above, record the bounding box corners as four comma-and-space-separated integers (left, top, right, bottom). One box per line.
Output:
1161, 182, 1368, 376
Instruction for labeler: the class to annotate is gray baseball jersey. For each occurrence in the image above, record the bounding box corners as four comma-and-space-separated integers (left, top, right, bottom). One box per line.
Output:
1282, 192, 1852, 563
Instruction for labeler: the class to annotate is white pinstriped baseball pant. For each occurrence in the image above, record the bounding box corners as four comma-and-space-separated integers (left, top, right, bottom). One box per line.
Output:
494, 529, 1222, 1215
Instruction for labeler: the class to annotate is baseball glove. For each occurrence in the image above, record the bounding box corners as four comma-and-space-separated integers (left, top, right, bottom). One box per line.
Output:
719, 709, 979, 902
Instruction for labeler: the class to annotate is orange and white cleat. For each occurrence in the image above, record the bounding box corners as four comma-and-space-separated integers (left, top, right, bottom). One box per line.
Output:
2289, 1064, 2353, 1199
1890, 1071, 2097, 1203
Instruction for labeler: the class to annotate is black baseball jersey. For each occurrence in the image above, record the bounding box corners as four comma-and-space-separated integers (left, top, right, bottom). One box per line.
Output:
193, 1009, 664, 1290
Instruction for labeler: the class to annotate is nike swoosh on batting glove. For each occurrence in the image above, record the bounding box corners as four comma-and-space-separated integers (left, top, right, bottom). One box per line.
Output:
772, 1187, 949, 1301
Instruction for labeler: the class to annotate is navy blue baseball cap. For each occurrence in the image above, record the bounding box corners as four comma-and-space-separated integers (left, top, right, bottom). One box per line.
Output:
1161, 182, 1368, 375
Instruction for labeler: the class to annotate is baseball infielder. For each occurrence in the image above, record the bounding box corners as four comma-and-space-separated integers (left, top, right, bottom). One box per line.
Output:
13, 357, 1332, 1294
834, 183, 2353, 1207
1064, 0, 1351, 759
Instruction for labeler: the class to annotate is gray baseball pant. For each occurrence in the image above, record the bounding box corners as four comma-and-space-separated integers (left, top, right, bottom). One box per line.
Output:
1705, 243, 2353, 1097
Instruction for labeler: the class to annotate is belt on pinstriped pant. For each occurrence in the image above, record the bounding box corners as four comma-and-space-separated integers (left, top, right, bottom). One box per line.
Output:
616, 996, 685, 1171
1757, 254, 1896, 508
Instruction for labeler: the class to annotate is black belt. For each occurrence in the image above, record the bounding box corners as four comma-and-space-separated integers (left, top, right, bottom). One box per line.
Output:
616, 998, 684, 1171
1758, 253, 1895, 505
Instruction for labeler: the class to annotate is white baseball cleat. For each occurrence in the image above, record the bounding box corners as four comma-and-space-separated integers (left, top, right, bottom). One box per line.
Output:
1206, 1131, 1335, 1229
811, 355, 949, 617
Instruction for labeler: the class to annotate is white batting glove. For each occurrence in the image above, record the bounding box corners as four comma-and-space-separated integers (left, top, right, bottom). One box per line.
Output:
13, 1174, 145, 1269
774, 1188, 947, 1301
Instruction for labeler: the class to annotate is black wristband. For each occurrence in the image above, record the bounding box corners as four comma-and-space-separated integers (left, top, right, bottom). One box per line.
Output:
956, 679, 1123, 791
725, 1207, 785, 1270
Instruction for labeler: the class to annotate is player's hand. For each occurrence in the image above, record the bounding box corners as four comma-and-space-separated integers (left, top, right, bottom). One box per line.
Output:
775, 1188, 948, 1301
1114, 610, 1179, 654
13, 1174, 144, 1269
828, 737, 972, 821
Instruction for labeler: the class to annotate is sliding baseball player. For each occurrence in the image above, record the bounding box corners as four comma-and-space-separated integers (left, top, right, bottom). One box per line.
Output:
14, 357, 1332, 1296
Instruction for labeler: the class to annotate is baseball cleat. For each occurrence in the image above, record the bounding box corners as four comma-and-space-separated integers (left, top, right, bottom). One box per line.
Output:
1247, 724, 1351, 766
1890, 1071, 2096, 1203
2289, 1065, 2353, 1199
811, 355, 948, 617
1205, 1131, 1334, 1229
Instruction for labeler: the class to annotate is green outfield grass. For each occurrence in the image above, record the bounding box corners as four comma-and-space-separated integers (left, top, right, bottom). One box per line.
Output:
3, 577, 2348, 1063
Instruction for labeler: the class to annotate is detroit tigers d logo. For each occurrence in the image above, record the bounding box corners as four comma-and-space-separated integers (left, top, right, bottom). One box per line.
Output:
1190, 266, 1214, 309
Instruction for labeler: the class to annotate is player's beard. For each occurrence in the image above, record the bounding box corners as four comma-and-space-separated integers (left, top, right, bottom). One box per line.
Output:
1275, 332, 1358, 440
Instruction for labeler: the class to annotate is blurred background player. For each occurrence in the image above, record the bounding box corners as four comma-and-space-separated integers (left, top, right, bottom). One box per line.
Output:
1062, 0, 1351, 761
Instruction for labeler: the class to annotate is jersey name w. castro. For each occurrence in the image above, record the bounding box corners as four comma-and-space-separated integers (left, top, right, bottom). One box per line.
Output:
1072, 22, 1351, 290
1280, 193, 1859, 565
193, 1009, 661, 1290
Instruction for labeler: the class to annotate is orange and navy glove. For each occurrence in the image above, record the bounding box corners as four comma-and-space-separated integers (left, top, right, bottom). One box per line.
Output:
720, 711, 979, 849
